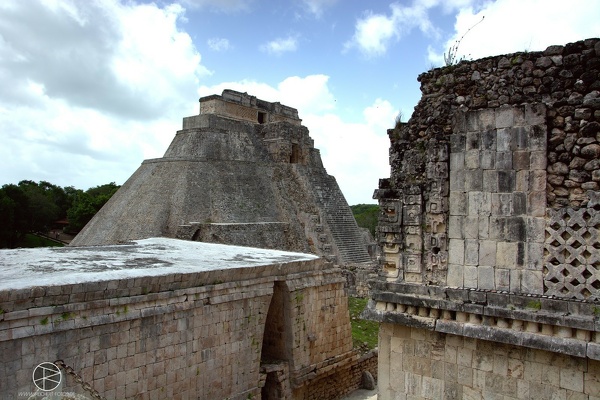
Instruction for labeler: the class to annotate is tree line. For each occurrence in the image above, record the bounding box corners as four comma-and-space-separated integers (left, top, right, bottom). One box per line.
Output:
350, 204, 379, 238
0, 180, 119, 248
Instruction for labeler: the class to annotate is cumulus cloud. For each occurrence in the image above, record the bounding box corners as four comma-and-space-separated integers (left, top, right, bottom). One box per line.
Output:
178, 0, 252, 13
428, 0, 600, 66
301, 0, 338, 18
344, 1, 440, 57
198, 76, 395, 205
207, 37, 231, 51
0, 0, 206, 189
260, 36, 298, 55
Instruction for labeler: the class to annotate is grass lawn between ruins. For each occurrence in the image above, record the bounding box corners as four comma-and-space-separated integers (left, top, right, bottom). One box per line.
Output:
348, 297, 378, 350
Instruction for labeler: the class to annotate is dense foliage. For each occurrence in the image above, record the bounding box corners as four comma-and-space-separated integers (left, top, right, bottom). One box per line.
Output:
350, 204, 379, 237
0, 180, 120, 248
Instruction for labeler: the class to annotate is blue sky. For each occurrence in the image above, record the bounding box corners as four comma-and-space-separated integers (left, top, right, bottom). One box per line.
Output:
0, 0, 598, 205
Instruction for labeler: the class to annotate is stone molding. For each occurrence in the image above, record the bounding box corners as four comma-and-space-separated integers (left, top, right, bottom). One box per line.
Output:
364, 282, 599, 360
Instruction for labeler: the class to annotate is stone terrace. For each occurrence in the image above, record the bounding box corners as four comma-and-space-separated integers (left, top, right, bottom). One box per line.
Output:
0, 238, 372, 399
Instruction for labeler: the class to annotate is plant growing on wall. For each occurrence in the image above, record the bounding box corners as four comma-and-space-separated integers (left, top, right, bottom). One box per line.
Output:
444, 16, 485, 66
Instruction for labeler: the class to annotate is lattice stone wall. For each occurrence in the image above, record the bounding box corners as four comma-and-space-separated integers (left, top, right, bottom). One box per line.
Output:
544, 192, 600, 300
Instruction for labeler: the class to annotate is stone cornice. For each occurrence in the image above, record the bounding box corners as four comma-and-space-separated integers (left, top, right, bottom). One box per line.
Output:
363, 282, 600, 360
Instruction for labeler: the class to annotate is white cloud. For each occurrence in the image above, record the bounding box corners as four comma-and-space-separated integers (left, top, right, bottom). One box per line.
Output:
0, 0, 205, 190
428, 0, 600, 66
260, 36, 298, 55
198, 76, 395, 205
344, 1, 439, 57
178, 0, 252, 13
207, 37, 231, 51
301, 0, 338, 18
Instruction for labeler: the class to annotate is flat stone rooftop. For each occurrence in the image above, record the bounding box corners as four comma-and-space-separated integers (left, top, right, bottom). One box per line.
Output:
0, 238, 319, 291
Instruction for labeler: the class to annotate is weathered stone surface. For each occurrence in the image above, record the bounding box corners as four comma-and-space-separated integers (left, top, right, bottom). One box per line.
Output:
72, 90, 371, 264
361, 370, 376, 390
0, 239, 361, 399
373, 38, 600, 400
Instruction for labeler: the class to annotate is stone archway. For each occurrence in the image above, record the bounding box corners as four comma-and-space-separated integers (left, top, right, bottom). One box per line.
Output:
260, 281, 292, 399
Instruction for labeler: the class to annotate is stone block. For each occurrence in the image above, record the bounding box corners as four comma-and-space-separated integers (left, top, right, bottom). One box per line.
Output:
447, 264, 464, 287
427, 162, 448, 180
465, 150, 480, 169
506, 217, 527, 242
492, 193, 512, 216
483, 170, 499, 193
513, 151, 530, 170
496, 106, 515, 129
510, 270, 522, 293
464, 265, 478, 288
448, 216, 464, 239
464, 216, 479, 239
450, 134, 466, 153
495, 269, 510, 291
481, 129, 497, 150
480, 150, 495, 169
465, 170, 483, 191
497, 242, 518, 268
529, 170, 546, 192
448, 239, 465, 265
449, 191, 467, 216
496, 151, 513, 170
514, 127, 529, 150
515, 170, 529, 192
450, 170, 465, 191
404, 204, 422, 225
530, 151, 547, 170
497, 128, 512, 152
526, 217, 545, 243
498, 170, 516, 192
488, 217, 505, 240
513, 192, 527, 215
526, 243, 544, 270
529, 125, 547, 151
478, 266, 495, 290
450, 152, 465, 171
465, 239, 479, 265
465, 111, 479, 132
478, 217, 489, 239
478, 240, 497, 266
479, 109, 496, 130
525, 104, 546, 126
466, 132, 480, 151
521, 270, 543, 294
527, 191, 546, 217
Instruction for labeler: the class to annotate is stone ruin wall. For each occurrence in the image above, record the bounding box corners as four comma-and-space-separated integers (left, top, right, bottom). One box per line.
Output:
369, 38, 600, 399
199, 90, 302, 126
375, 37, 600, 299
0, 249, 376, 399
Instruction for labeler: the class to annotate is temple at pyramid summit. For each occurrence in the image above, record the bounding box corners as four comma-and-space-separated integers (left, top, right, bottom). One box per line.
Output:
71, 89, 372, 264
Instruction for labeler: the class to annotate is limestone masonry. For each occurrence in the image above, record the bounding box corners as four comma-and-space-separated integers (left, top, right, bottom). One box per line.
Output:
366, 38, 600, 399
0, 238, 375, 399
71, 89, 371, 265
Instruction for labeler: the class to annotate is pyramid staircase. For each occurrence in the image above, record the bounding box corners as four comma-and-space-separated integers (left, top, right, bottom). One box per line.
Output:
303, 168, 372, 264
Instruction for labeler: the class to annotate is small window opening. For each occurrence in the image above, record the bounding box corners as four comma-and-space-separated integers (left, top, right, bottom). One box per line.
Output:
258, 111, 267, 124
290, 143, 300, 164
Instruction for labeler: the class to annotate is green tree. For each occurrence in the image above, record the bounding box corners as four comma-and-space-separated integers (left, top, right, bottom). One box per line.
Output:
18, 180, 61, 232
66, 182, 120, 232
350, 204, 379, 238
0, 184, 30, 247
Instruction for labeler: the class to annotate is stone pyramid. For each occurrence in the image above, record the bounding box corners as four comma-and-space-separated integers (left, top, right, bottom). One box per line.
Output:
71, 90, 371, 264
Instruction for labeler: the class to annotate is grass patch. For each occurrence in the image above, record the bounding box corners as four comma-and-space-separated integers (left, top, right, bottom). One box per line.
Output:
19, 234, 64, 248
348, 297, 378, 350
